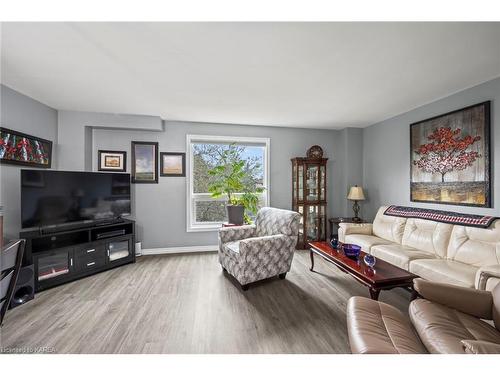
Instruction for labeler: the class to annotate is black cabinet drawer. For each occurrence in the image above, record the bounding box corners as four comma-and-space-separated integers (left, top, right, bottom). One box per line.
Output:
75, 253, 106, 272
75, 244, 105, 258
75, 245, 106, 272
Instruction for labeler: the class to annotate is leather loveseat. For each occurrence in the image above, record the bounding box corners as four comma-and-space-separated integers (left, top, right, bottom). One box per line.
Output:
347, 279, 500, 354
339, 206, 500, 291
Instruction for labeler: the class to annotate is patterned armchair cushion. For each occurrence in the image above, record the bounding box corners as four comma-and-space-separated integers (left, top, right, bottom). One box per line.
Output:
240, 234, 295, 260
219, 241, 244, 282
219, 224, 256, 244
223, 241, 242, 254
239, 234, 297, 284
255, 207, 301, 237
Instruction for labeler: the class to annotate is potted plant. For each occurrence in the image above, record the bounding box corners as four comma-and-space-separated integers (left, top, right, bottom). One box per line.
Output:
207, 147, 264, 225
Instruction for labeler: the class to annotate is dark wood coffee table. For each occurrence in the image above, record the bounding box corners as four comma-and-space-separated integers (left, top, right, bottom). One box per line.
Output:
309, 241, 418, 300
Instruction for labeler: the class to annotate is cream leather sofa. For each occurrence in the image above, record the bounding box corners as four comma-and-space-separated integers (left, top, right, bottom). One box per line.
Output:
339, 206, 500, 291
347, 279, 500, 354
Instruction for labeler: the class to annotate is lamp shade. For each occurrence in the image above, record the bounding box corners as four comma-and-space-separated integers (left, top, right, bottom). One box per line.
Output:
347, 185, 365, 201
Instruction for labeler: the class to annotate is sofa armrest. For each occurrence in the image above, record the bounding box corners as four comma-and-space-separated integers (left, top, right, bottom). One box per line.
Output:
218, 225, 256, 244
475, 264, 500, 291
413, 279, 493, 320
462, 340, 500, 354
338, 223, 373, 242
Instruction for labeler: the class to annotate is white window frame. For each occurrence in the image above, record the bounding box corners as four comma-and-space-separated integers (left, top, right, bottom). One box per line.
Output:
186, 134, 270, 232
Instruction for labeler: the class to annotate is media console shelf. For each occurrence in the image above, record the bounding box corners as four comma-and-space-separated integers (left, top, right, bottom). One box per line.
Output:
20, 219, 135, 292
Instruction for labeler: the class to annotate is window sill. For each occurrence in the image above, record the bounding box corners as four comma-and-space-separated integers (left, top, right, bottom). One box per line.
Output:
187, 224, 222, 233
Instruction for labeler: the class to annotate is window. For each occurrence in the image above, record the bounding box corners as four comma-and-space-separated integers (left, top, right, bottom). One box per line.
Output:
186, 135, 270, 231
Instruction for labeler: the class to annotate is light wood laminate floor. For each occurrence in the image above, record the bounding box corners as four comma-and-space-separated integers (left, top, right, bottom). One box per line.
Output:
0, 250, 411, 353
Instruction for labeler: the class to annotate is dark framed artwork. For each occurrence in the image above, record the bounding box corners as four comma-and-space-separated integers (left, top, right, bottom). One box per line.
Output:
160, 152, 185, 177
0, 127, 52, 168
98, 150, 127, 172
410, 101, 491, 207
131, 141, 158, 183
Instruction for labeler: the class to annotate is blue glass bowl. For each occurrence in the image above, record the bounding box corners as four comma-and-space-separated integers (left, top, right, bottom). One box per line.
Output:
343, 243, 361, 259
364, 254, 376, 268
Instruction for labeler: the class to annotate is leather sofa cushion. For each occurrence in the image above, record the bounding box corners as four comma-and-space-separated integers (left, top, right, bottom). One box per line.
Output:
447, 220, 500, 267
347, 296, 427, 354
410, 299, 500, 354
373, 206, 407, 244
461, 339, 500, 354
344, 234, 392, 253
487, 278, 500, 292
371, 244, 435, 271
475, 264, 500, 291
402, 218, 452, 258
494, 284, 500, 329
410, 259, 477, 288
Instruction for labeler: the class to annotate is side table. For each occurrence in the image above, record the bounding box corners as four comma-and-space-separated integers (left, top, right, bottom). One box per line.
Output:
328, 217, 366, 240
222, 223, 242, 228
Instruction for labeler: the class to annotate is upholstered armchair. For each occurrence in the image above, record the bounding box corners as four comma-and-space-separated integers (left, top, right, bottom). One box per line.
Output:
218, 207, 301, 290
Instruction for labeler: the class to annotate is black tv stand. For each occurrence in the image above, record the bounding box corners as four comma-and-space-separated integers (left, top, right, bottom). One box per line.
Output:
20, 219, 135, 292
94, 218, 124, 227
39, 218, 126, 235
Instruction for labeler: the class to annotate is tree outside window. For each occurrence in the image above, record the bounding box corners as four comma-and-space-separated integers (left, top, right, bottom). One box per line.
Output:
189, 139, 268, 228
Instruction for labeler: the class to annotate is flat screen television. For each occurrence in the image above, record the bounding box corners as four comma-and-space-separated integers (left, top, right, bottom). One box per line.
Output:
21, 170, 131, 229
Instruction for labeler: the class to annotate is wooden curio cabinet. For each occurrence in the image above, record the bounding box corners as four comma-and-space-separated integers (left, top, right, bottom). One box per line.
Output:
292, 146, 328, 249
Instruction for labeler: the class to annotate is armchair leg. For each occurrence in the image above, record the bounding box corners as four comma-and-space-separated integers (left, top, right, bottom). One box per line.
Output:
279, 272, 287, 279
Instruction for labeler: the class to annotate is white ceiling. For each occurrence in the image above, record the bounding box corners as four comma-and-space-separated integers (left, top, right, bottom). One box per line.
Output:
2, 22, 500, 129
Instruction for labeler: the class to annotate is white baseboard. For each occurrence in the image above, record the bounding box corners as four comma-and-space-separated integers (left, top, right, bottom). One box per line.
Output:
141, 245, 218, 256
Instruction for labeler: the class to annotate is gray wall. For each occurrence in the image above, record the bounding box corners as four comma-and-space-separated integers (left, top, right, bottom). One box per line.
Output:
363, 77, 500, 219
0, 85, 58, 238
57, 110, 163, 171
6, 73, 499, 248
340, 127, 364, 216
2, 91, 362, 249
92, 122, 359, 249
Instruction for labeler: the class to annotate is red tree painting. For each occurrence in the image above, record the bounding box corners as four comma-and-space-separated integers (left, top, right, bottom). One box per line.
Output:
413, 127, 481, 182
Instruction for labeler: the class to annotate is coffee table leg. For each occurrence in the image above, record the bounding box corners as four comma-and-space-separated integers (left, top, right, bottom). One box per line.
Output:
309, 249, 315, 271
369, 288, 380, 300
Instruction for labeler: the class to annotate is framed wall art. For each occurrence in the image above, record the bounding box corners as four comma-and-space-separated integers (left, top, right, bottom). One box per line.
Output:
0, 127, 52, 168
410, 101, 491, 207
98, 150, 127, 172
131, 141, 158, 183
160, 152, 185, 177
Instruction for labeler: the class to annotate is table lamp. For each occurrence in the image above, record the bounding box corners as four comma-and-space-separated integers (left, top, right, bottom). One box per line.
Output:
347, 185, 365, 222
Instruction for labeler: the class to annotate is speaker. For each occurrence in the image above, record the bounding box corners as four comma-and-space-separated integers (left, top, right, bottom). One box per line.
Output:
9, 264, 34, 309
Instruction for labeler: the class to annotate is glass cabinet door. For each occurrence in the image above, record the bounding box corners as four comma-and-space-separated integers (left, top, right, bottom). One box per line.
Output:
37, 251, 71, 281
303, 205, 327, 242
320, 165, 326, 201
319, 205, 326, 240
298, 206, 304, 246
107, 239, 131, 262
306, 205, 319, 241
298, 164, 304, 201
306, 164, 319, 201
